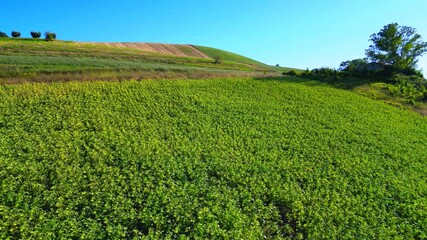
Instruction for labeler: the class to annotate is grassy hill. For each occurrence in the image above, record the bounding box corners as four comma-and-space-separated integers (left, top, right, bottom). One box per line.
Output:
193, 45, 268, 67
0, 78, 426, 239
194, 45, 299, 72
0, 38, 286, 83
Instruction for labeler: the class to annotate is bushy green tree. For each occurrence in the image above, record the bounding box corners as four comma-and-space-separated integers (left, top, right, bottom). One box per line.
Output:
30, 31, 41, 39
0, 31, 8, 38
339, 59, 368, 72
366, 23, 427, 71
44, 32, 56, 41
11, 31, 21, 38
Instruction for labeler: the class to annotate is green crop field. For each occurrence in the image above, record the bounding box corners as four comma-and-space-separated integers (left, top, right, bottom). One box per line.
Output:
1, 78, 426, 239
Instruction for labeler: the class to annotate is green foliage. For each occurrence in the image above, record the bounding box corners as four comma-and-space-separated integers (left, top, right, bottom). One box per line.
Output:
366, 23, 427, 71
388, 74, 427, 103
45, 32, 57, 41
283, 70, 299, 76
0, 31, 8, 38
11, 31, 21, 38
214, 55, 222, 64
0, 79, 426, 238
339, 58, 369, 77
30, 31, 41, 39
311, 67, 337, 76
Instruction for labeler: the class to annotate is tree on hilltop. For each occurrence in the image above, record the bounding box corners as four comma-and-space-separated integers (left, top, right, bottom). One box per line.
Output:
366, 23, 427, 71
31, 31, 41, 39
45, 32, 56, 41
0, 31, 8, 38
11, 31, 21, 38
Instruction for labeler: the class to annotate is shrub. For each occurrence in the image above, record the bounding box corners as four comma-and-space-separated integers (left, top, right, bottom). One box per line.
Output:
339, 59, 370, 78
311, 67, 337, 77
30, 31, 41, 39
283, 70, 299, 76
11, 31, 21, 38
0, 31, 8, 38
45, 32, 56, 41
388, 74, 427, 103
214, 56, 222, 64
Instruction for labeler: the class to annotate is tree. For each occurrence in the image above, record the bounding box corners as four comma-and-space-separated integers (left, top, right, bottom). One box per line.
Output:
214, 56, 222, 64
339, 58, 370, 77
30, 31, 41, 39
339, 58, 368, 72
366, 23, 427, 71
45, 32, 56, 41
0, 31, 8, 38
11, 31, 21, 38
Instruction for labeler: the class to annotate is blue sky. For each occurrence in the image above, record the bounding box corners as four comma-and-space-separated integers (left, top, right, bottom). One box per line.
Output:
2, 0, 427, 72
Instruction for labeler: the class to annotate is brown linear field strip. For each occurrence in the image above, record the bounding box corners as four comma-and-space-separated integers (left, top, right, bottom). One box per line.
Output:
82, 42, 210, 59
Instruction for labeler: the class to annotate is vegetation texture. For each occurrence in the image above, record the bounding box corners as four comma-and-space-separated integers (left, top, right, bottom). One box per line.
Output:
0, 78, 426, 239
366, 23, 427, 71
0, 38, 284, 83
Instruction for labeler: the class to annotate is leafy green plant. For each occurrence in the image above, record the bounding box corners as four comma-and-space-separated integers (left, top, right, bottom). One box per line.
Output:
388, 74, 427, 104
0, 78, 426, 239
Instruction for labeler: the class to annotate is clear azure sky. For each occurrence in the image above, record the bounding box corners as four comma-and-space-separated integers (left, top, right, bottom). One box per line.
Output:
2, 0, 427, 72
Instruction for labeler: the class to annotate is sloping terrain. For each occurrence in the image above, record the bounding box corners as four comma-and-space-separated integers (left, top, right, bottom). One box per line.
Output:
84, 42, 209, 58
194, 45, 268, 67
0, 38, 284, 83
0, 78, 426, 239
0, 37, 425, 239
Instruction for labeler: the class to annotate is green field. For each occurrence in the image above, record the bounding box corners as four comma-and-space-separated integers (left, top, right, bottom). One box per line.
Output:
0, 38, 283, 82
1, 78, 426, 239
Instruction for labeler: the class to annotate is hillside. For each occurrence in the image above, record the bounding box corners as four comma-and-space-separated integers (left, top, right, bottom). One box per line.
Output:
0, 38, 285, 83
194, 45, 268, 67
83, 42, 209, 58
0, 78, 426, 239
0, 37, 426, 238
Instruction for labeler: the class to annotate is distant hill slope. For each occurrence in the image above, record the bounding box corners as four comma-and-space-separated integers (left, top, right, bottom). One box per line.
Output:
0, 38, 289, 82
193, 45, 268, 68
81, 42, 270, 69
83, 42, 210, 59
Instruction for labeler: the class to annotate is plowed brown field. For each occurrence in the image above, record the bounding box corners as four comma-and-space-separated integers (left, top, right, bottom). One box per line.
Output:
83, 42, 209, 59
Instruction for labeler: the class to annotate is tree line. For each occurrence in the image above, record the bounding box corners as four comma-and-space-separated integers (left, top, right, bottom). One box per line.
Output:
0, 31, 57, 41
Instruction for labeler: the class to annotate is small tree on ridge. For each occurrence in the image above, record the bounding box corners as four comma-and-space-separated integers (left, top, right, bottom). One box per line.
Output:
31, 31, 41, 39
11, 31, 21, 38
45, 32, 56, 41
